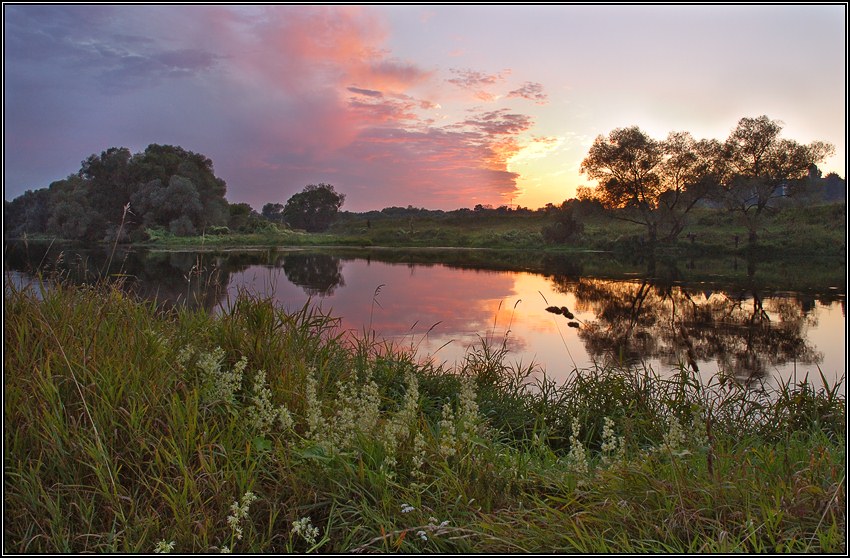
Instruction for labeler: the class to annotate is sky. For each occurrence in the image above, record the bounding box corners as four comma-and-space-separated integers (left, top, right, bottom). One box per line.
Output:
3, 4, 846, 211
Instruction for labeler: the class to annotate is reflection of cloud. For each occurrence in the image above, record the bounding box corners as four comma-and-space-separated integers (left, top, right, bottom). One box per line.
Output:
508, 82, 548, 104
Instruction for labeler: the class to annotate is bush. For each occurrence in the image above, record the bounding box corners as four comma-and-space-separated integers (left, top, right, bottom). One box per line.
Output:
169, 215, 196, 236
542, 209, 584, 244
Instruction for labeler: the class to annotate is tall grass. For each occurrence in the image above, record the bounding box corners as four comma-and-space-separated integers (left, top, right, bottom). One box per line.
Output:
3, 278, 845, 553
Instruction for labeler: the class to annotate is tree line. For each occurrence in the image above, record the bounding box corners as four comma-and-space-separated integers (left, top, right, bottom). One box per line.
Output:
3, 145, 346, 241
577, 115, 839, 246
3, 116, 843, 245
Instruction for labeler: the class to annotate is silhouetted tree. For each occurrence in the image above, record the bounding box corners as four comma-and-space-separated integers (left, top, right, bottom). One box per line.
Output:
542, 206, 584, 244
283, 183, 345, 232
261, 202, 285, 223
4, 188, 51, 237
719, 115, 834, 245
580, 127, 720, 244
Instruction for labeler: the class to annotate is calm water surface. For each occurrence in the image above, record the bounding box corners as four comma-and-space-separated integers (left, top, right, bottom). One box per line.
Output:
5, 244, 846, 390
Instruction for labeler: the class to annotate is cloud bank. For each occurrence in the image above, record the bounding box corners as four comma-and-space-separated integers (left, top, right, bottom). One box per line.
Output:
4, 5, 546, 210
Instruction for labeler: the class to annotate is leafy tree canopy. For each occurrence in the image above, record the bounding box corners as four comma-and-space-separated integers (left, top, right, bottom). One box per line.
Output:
4, 144, 230, 240
282, 183, 345, 232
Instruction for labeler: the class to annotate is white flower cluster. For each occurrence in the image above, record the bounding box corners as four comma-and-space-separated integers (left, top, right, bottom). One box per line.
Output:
457, 376, 480, 444
153, 540, 175, 554
417, 516, 451, 542
438, 403, 457, 457
330, 376, 381, 451
176, 345, 194, 367
226, 491, 257, 542
658, 415, 692, 457
410, 431, 427, 488
438, 376, 482, 459
600, 417, 625, 466
304, 370, 327, 444
380, 371, 420, 475
246, 369, 294, 435
198, 347, 245, 406
291, 516, 320, 546
566, 416, 589, 477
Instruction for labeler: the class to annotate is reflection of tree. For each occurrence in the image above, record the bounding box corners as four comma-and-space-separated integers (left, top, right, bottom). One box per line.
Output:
282, 253, 345, 297
553, 258, 823, 384
3, 242, 259, 312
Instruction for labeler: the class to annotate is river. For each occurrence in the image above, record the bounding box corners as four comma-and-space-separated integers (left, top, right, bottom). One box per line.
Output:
5, 243, 845, 391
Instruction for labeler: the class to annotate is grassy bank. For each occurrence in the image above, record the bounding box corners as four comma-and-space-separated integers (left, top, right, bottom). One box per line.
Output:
4, 281, 845, 553
133, 202, 847, 260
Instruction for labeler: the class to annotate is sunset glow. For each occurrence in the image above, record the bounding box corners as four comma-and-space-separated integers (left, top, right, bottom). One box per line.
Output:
3, 4, 845, 211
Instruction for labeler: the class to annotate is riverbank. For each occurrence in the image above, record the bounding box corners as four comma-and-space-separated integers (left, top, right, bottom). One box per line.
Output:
126, 202, 847, 259
4, 281, 844, 553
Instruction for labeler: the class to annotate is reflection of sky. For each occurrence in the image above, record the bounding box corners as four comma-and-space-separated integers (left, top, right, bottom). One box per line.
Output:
226, 260, 846, 392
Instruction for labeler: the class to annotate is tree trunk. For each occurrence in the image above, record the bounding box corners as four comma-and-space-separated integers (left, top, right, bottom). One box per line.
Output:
647, 223, 657, 245
748, 228, 758, 246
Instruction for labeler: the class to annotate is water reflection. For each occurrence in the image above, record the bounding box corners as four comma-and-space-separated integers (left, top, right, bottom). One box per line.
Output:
4, 242, 844, 390
282, 253, 345, 297
547, 256, 828, 386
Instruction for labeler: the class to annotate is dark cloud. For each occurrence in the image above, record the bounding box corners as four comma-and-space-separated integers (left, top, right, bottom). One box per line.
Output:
347, 87, 384, 97
457, 109, 534, 136
4, 5, 219, 94
508, 82, 549, 104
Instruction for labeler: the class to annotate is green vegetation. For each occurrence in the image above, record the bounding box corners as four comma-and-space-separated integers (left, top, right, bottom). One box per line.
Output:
5, 280, 845, 553
135, 201, 846, 260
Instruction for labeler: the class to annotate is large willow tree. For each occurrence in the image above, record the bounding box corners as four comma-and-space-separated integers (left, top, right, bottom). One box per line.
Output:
721, 115, 834, 245
580, 126, 722, 244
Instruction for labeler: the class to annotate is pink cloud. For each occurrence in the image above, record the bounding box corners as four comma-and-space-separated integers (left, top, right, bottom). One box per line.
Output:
53, 5, 542, 211
195, 7, 540, 210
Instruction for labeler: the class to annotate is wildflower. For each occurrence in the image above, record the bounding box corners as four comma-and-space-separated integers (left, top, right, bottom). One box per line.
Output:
438, 403, 457, 457
153, 540, 175, 554
246, 369, 293, 435
659, 415, 691, 457
291, 516, 320, 546
600, 417, 625, 465
381, 370, 421, 474
417, 530, 428, 542
226, 491, 257, 541
400, 503, 415, 514
410, 431, 427, 484
176, 345, 194, 367
330, 377, 381, 451
566, 416, 589, 476
199, 348, 245, 406
219, 546, 231, 554
304, 370, 327, 444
